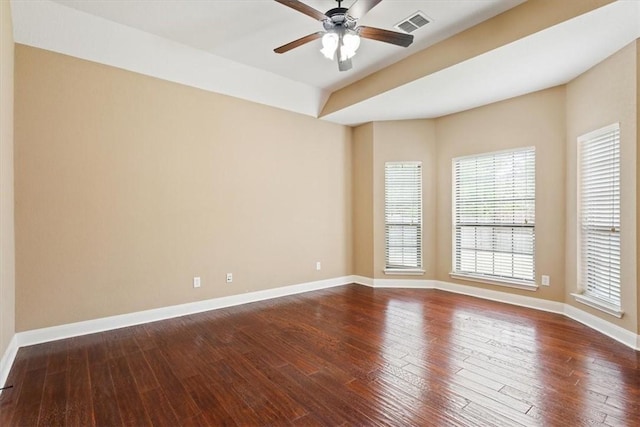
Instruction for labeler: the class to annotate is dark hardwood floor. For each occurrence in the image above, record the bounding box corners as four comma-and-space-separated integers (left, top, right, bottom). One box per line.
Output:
1, 284, 639, 426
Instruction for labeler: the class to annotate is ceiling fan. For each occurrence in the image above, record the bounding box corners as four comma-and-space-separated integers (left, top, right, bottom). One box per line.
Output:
274, 0, 414, 71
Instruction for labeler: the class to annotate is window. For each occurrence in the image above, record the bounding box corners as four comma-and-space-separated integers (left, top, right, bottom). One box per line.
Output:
577, 124, 621, 312
384, 162, 422, 273
452, 147, 536, 286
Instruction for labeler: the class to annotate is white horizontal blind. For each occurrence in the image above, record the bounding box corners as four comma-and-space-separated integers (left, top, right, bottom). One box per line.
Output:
385, 162, 422, 269
453, 148, 535, 283
579, 124, 621, 306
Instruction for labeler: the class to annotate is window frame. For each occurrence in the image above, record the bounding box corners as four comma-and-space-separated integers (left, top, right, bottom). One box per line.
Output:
450, 147, 536, 289
573, 123, 623, 318
384, 161, 424, 275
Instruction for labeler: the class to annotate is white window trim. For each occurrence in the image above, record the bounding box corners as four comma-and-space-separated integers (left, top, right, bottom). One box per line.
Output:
452, 146, 535, 162
451, 147, 536, 289
576, 123, 622, 315
449, 272, 538, 291
384, 161, 423, 271
384, 268, 425, 276
571, 293, 624, 318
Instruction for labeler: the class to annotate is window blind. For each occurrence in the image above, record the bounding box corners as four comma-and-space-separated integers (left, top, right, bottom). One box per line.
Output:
385, 162, 422, 270
579, 124, 621, 306
453, 147, 535, 283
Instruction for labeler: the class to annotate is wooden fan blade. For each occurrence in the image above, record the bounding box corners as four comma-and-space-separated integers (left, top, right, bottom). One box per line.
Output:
347, 0, 383, 20
274, 31, 324, 54
357, 26, 414, 47
274, 0, 327, 21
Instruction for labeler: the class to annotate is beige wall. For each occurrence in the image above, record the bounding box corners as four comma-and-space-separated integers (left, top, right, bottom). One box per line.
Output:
0, 0, 16, 367
351, 120, 437, 279
566, 41, 638, 333
371, 120, 437, 279
435, 87, 566, 302
9, 30, 640, 340
14, 45, 352, 331
352, 123, 374, 277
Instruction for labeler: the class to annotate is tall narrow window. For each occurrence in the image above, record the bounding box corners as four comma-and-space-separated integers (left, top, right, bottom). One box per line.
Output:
578, 124, 621, 310
385, 162, 422, 272
453, 147, 536, 286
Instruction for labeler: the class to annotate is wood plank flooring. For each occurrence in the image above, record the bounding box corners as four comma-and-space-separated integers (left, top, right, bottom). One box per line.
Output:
1, 284, 639, 426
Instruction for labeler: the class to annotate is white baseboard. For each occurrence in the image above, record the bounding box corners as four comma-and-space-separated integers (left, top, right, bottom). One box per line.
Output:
351, 275, 374, 287
352, 276, 433, 289
564, 304, 638, 350
432, 280, 565, 314
2, 274, 637, 383
372, 278, 433, 288
16, 276, 351, 348
0, 334, 18, 393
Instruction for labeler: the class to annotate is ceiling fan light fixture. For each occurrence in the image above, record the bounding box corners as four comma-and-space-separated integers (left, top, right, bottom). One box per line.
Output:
321, 32, 339, 59
321, 30, 360, 61
274, 0, 413, 72
342, 32, 361, 59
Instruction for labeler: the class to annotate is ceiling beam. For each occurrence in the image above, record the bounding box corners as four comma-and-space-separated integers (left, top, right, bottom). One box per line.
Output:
320, 0, 616, 118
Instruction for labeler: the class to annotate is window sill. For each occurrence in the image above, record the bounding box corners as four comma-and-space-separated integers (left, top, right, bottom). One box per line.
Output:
384, 268, 425, 276
449, 272, 538, 291
571, 293, 624, 318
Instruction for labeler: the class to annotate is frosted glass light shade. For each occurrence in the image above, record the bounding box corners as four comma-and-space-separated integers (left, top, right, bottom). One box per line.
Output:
342, 33, 361, 59
321, 33, 339, 59
320, 31, 360, 61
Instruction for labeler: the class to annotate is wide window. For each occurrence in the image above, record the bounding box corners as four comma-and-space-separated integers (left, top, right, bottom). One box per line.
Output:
452, 147, 536, 286
384, 162, 422, 273
578, 124, 621, 311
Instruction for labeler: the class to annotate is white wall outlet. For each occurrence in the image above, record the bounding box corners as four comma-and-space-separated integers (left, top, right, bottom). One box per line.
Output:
316, 261, 321, 271
541, 275, 550, 286
193, 277, 201, 288
226, 273, 233, 283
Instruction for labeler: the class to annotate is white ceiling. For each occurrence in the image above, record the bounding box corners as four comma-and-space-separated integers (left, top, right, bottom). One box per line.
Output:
48, 0, 525, 91
10, 0, 640, 125
324, 0, 640, 125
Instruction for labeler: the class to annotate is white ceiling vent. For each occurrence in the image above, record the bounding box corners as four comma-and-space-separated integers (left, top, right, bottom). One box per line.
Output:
395, 11, 431, 34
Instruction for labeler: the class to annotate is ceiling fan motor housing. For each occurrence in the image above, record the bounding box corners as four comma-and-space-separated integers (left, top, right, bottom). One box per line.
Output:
323, 7, 357, 31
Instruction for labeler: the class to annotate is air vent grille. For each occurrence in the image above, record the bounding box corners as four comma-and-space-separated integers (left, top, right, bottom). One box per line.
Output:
395, 11, 430, 34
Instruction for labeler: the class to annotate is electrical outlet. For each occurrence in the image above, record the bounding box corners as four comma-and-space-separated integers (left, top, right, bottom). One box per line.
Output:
316, 261, 321, 271
226, 273, 233, 283
193, 277, 201, 288
541, 275, 550, 286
